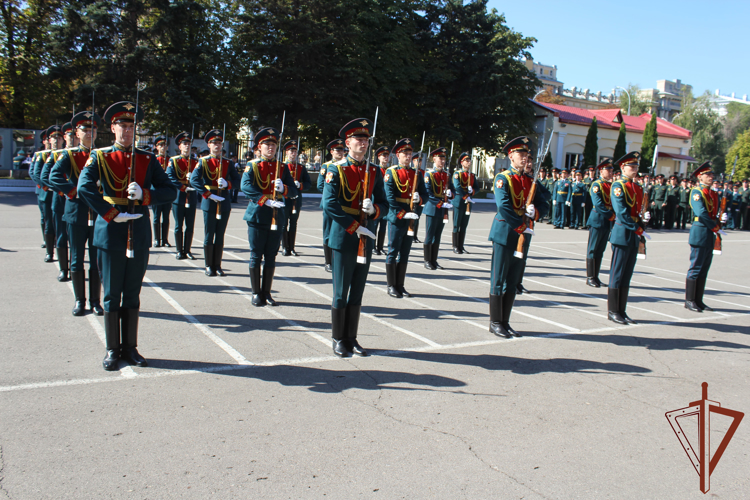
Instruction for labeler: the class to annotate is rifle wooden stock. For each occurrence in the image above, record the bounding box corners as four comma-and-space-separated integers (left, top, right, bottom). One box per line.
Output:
515, 180, 538, 258
408, 166, 418, 236
357, 165, 371, 264
637, 189, 649, 259
714, 196, 728, 254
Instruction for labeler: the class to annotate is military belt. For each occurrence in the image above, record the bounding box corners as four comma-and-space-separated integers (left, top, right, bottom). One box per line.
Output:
104, 196, 140, 206
557, 191, 568, 194
395, 197, 411, 203
204, 185, 220, 191
342, 206, 361, 216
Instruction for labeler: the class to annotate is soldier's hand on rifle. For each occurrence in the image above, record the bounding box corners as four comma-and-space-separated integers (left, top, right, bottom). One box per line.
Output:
718, 229, 728, 236
466, 197, 475, 204
442, 202, 453, 209
208, 194, 225, 202
468, 186, 474, 194
565, 200, 570, 206
218, 178, 228, 189
113, 212, 143, 223
274, 179, 284, 193
362, 198, 376, 215
643, 212, 651, 222
553, 200, 557, 205
525, 204, 535, 218
721, 212, 728, 223
127, 182, 143, 201
403, 212, 419, 220
523, 227, 534, 235
355, 226, 376, 239
642, 232, 652, 240
411, 192, 421, 204
581, 202, 585, 207
445, 189, 452, 197
295, 180, 301, 189
186, 186, 195, 191
264, 199, 284, 209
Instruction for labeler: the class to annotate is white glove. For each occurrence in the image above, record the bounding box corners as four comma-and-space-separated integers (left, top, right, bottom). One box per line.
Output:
718, 229, 728, 236
445, 189, 452, 197
442, 202, 453, 209
466, 197, 474, 204
208, 194, 225, 202
642, 232, 651, 240
274, 179, 284, 192
581, 203, 585, 207
113, 212, 143, 223
643, 211, 651, 222
96, 180, 101, 188
553, 200, 557, 205
565, 201, 570, 206
525, 204, 535, 218
720, 212, 728, 223
294, 180, 301, 189
186, 186, 195, 191
217, 178, 228, 189
355, 226, 376, 239
362, 198, 375, 215
412, 192, 420, 203
523, 227, 535, 235
403, 212, 419, 220
264, 199, 284, 208
127, 182, 143, 201
468, 186, 474, 194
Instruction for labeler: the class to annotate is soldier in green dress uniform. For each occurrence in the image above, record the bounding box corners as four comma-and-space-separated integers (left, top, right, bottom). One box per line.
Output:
582, 167, 595, 227
317, 139, 346, 272
321, 118, 388, 357
280, 140, 312, 256
77, 101, 178, 370
677, 178, 690, 230
651, 174, 667, 229
585, 159, 615, 287
567, 169, 586, 229
684, 162, 727, 312
728, 183, 741, 229
384, 138, 428, 298
373, 146, 391, 255
41, 125, 70, 279
452, 152, 477, 253
241, 127, 298, 306
151, 136, 172, 247
607, 152, 651, 324
190, 129, 241, 276
552, 169, 570, 228
488, 137, 537, 337
422, 147, 453, 270
49, 111, 104, 316
31, 130, 50, 250
664, 175, 680, 229
740, 179, 749, 230
166, 132, 199, 260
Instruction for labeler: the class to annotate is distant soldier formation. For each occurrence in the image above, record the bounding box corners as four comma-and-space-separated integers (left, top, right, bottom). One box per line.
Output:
28, 101, 744, 370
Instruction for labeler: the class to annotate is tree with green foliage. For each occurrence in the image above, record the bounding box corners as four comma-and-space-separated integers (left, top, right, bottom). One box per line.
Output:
674, 91, 726, 173
639, 113, 658, 172
613, 122, 627, 161
583, 117, 598, 167
723, 101, 750, 149
617, 83, 652, 116
542, 150, 553, 170
726, 129, 750, 181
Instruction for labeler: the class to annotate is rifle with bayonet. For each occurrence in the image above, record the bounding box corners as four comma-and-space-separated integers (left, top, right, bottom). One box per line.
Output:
357, 107, 379, 264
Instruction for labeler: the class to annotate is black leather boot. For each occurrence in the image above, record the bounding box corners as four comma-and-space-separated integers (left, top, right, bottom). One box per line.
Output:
120, 308, 147, 367
586, 258, 599, 287
501, 292, 520, 337
331, 306, 351, 357
376, 225, 386, 255
452, 232, 461, 254
423, 244, 435, 270
489, 294, 510, 338
289, 230, 298, 256
262, 264, 277, 306
281, 229, 290, 256
57, 247, 70, 282
386, 262, 401, 298
594, 256, 606, 287
695, 277, 714, 311
250, 266, 264, 306
608, 288, 626, 324
153, 221, 161, 247
346, 305, 367, 356
685, 278, 702, 312
71, 271, 86, 316
44, 233, 55, 262
323, 244, 332, 272
412, 219, 421, 243
516, 261, 528, 294
396, 260, 412, 297
204, 243, 216, 276
432, 242, 443, 269
41, 223, 46, 248
102, 311, 120, 371
161, 218, 170, 247
175, 230, 185, 259
459, 230, 469, 253
89, 269, 103, 316
184, 231, 196, 260
214, 242, 226, 276
620, 286, 636, 324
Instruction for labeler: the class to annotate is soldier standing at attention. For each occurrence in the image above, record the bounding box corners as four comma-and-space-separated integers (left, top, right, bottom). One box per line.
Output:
41, 125, 70, 279
280, 140, 312, 256
488, 137, 536, 338
166, 132, 199, 260
567, 169, 586, 229
373, 146, 391, 255
585, 159, 615, 288
384, 138, 428, 298
190, 129, 241, 277
583, 167, 595, 228
322, 118, 388, 357
151, 136, 171, 247
651, 174, 667, 229
77, 101, 177, 371
50, 111, 104, 315
728, 183, 741, 230
241, 127, 298, 306
452, 152, 477, 253
677, 178, 690, 230
317, 139, 346, 272
422, 148, 453, 270
31, 130, 50, 250
608, 152, 651, 325
552, 168, 570, 229
544, 168, 557, 224
684, 162, 727, 312
740, 179, 750, 230
664, 175, 680, 229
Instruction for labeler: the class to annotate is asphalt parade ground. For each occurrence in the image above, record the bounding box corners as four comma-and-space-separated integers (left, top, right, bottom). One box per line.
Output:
1, 191, 750, 499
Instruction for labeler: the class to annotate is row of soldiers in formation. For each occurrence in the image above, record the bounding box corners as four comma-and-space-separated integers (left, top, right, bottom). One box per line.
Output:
28, 101, 729, 369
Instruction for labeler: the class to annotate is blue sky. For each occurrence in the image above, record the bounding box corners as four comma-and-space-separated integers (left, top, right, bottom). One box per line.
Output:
488, 0, 749, 99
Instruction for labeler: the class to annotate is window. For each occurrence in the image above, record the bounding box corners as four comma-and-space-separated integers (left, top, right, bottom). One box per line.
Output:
565, 153, 583, 170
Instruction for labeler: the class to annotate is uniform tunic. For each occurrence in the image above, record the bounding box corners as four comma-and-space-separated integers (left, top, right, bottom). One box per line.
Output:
151, 155, 172, 232
452, 169, 477, 234
687, 184, 720, 280
240, 157, 298, 268
189, 154, 241, 247
322, 156, 388, 308
77, 144, 177, 312
30, 150, 53, 236
283, 162, 313, 235
609, 177, 645, 289
586, 179, 614, 260
318, 161, 334, 246
489, 166, 529, 295
384, 165, 428, 265
552, 177, 570, 227
423, 169, 452, 245
166, 154, 198, 234
42, 151, 70, 249
567, 179, 587, 228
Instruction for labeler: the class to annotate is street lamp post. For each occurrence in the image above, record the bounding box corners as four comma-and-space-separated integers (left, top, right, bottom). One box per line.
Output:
615, 86, 631, 115
533, 89, 546, 101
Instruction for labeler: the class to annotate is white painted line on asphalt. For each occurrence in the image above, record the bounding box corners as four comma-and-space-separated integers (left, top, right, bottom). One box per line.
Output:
143, 277, 252, 365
